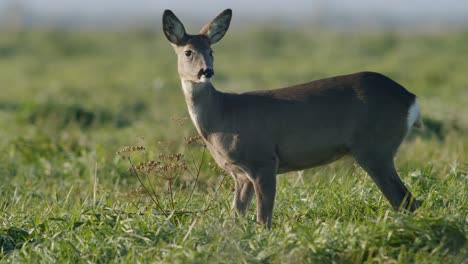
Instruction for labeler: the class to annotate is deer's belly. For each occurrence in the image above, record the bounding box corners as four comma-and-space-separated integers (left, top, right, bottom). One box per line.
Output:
276, 145, 350, 174
204, 132, 278, 174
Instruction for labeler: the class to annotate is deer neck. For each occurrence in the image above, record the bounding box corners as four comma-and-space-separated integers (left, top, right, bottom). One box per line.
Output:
181, 80, 221, 137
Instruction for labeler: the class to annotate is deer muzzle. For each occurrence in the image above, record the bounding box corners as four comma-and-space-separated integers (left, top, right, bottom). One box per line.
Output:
198, 68, 214, 79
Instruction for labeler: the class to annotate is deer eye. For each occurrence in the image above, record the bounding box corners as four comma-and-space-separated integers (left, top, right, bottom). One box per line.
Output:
184, 50, 193, 57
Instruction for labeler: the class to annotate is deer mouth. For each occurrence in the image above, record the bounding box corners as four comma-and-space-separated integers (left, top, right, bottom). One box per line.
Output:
197, 68, 214, 82
199, 76, 210, 83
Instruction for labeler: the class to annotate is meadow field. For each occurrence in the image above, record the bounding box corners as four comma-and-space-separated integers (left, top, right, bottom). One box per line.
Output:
0, 26, 467, 263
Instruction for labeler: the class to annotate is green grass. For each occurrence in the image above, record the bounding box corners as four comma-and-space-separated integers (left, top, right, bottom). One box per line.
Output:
0, 26, 467, 263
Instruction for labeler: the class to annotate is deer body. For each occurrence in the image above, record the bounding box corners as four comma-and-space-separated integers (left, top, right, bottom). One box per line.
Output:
163, 9, 422, 227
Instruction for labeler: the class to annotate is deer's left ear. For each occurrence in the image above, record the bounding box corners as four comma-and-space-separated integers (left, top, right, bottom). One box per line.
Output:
199, 9, 232, 44
162, 10, 187, 45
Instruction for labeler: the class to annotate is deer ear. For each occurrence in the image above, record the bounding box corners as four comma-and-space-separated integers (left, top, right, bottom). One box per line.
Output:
162, 10, 187, 45
199, 9, 232, 44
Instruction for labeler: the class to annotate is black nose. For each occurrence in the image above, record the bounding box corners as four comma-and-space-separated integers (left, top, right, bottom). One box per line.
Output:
203, 68, 214, 78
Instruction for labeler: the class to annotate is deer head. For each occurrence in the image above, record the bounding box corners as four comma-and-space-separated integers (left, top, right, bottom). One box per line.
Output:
162, 9, 232, 83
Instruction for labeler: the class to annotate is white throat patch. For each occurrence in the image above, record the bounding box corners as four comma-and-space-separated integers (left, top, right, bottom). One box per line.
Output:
182, 81, 204, 134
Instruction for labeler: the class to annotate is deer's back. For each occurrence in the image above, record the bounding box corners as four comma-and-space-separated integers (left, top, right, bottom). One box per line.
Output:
214, 71, 417, 172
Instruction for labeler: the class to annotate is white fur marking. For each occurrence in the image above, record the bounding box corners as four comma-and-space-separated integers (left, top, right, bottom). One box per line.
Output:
407, 98, 420, 129
182, 82, 203, 134
187, 104, 202, 133
200, 76, 211, 83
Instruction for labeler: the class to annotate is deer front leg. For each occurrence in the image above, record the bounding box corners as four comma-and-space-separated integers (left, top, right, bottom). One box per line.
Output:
250, 165, 277, 228
232, 173, 254, 216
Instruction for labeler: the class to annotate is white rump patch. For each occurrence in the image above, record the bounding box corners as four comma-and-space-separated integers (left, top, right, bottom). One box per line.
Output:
407, 98, 421, 129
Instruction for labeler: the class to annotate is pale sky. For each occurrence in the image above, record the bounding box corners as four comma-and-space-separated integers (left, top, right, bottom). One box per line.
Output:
1, 0, 467, 24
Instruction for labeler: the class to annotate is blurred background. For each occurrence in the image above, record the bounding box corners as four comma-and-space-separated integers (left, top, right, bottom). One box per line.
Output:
1, 2, 467, 261
0, 0, 467, 192
1, 0, 468, 28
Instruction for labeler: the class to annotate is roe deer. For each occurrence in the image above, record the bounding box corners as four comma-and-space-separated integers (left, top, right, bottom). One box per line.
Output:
162, 9, 422, 227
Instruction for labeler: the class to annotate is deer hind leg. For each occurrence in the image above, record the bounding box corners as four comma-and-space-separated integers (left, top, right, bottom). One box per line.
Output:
352, 150, 420, 212
231, 173, 254, 216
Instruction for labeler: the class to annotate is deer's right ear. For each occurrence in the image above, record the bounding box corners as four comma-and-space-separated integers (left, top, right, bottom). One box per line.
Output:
199, 9, 232, 44
162, 10, 187, 45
